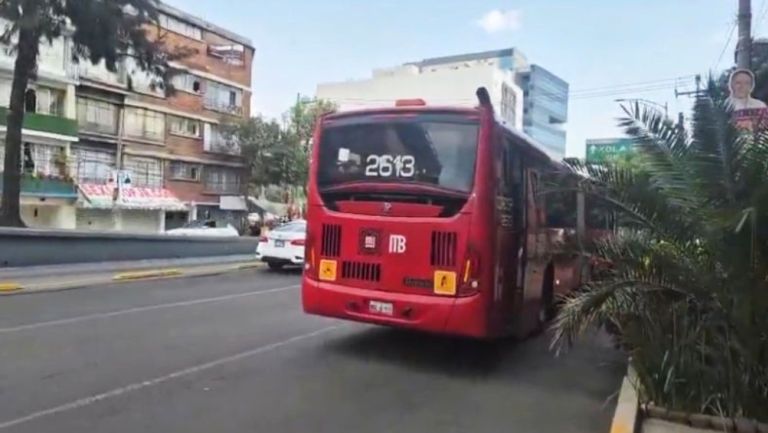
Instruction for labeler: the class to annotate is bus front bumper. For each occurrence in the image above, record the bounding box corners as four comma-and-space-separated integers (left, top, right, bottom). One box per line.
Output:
302, 278, 490, 339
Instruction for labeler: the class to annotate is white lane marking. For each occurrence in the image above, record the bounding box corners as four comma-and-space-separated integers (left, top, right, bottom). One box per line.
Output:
0, 325, 339, 430
0, 285, 299, 334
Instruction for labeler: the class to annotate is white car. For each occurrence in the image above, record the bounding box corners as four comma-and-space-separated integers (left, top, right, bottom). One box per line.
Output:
256, 220, 306, 270
166, 220, 240, 237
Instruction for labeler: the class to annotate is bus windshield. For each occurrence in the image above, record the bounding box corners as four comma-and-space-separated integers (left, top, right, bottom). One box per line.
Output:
317, 114, 479, 193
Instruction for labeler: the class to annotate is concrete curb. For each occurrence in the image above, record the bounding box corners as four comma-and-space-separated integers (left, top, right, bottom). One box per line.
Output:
0, 282, 22, 293
0, 261, 268, 296
112, 269, 183, 281
610, 365, 640, 433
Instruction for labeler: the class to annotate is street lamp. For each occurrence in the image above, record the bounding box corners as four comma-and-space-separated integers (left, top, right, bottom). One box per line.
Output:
615, 98, 668, 117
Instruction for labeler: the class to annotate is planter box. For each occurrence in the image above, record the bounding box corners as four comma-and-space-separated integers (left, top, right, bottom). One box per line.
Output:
611, 366, 768, 433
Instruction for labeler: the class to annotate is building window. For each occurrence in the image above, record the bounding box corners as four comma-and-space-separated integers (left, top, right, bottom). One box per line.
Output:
0, 79, 10, 107
123, 156, 163, 188
171, 73, 202, 94
203, 124, 240, 155
24, 89, 37, 113
126, 57, 164, 97
207, 44, 245, 66
77, 58, 125, 85
204, 166, 241, 193
77, 98, 119, 135
159, 14, 202, 40
124, 107, 165, 142
168, 116, 201, 138
38, 37, 65, 72
500, 84, 518, 127
33, 87, 65, 116
169, 161, 200, 181
72, 147, 115, 184
203, 80, 243, 114
19, 142, 65, 177
0, 142, 62, 177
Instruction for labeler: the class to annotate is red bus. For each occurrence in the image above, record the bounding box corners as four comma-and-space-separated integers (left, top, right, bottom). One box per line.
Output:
301, 88, 587, 339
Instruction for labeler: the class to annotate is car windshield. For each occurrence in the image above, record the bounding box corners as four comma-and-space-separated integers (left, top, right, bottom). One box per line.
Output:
274, 221, 306, 233
317, 113, 479, 193
181, 220, 216, 229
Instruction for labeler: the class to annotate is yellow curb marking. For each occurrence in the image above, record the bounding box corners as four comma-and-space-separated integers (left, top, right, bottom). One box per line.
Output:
113, 269, 183, 281
0, 282, 23, 293
236, 262, 265, 270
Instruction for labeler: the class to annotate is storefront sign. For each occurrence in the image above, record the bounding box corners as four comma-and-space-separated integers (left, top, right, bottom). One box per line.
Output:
78, 184, 187, 211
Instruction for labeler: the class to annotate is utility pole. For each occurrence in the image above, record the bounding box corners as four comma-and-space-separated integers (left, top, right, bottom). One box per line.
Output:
676, 74, 703, 98
737, 0, 753, 69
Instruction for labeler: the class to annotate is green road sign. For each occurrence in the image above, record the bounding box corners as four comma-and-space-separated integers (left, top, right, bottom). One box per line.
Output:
585, 138, 635, 163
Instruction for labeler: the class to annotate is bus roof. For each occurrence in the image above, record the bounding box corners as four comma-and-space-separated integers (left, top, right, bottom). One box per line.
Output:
321, 105, 561, 168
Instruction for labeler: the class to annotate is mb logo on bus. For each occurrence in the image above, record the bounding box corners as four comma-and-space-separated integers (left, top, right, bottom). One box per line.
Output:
388, 234, 407, 254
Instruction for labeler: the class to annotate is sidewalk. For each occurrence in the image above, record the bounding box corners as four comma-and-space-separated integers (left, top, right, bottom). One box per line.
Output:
0, 255, 264, 295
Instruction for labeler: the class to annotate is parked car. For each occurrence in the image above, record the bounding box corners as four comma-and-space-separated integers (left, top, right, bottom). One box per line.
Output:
256, 220, 306, 270
165, 220, 239, 237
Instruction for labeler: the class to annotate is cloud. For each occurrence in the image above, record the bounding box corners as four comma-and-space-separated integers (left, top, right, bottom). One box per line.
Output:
476, 9, 521, 34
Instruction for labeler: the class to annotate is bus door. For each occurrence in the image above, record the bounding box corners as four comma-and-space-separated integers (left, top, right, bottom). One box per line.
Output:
494, 133, 526, 332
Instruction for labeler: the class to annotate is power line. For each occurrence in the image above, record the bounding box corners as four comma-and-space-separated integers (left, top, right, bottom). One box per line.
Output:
570, 75, 695, 95
757, 0, 768, 35
713, 19, 737, 70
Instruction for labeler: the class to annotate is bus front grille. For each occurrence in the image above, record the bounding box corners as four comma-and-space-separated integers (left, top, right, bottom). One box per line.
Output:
341, 261, 381, 282
430, 231, 457, 267
322, 224, 342, 257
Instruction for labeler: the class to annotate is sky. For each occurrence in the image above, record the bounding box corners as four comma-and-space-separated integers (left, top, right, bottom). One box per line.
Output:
168, 0, 747, 157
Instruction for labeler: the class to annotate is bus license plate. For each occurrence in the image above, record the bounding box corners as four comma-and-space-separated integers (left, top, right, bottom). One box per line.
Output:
369, 300, 393, 316
274, 240, 285, 248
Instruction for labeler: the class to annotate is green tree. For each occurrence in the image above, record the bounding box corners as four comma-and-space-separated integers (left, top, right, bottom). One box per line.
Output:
551, 98, 768, 421
0, 0, 186, 227
285, 97, 336, 148
223, 116, 303, 197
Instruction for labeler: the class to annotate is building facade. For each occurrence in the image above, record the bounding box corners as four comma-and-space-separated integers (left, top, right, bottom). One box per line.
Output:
317, 63, 524, 131
316, 48, 569, 159
0, 25, 80, 229
1, 3, 254, 233
518, 65, 569, 157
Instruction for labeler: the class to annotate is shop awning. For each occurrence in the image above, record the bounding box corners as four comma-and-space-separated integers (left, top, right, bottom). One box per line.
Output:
79, 184, 187, 211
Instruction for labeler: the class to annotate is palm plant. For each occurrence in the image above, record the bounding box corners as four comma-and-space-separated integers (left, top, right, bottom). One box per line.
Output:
550, 94, 768, 421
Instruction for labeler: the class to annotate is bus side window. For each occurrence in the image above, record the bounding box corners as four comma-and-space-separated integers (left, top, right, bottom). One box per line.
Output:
505, 137, 524, 231
495, 132, 510, 197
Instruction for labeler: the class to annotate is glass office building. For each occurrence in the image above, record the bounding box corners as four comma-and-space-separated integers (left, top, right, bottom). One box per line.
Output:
518, 65, 569, 158
410, 49, 569, 159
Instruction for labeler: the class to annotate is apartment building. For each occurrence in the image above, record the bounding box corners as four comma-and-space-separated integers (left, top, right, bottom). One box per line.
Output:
74, 3, 254, 233
0, 4, 253, 233
0, 27, 80, 229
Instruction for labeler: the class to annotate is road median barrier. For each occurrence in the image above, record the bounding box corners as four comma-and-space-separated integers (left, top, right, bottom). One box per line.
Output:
0, 282, 23, 293
113, 269, 183, 281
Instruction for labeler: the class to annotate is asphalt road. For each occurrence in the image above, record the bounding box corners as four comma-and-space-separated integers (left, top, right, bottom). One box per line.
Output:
0, 269, 625, 433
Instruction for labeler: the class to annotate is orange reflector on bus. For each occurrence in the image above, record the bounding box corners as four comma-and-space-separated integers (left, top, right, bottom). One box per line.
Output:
395, 98, 426, 107
434, 271, 457, 295
319, 259, 337, 282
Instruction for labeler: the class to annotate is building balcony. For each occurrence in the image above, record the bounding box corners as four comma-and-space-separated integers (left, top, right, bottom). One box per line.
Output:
77, 121, 118, 137
203, 182, 241, 195
0, 107, 79, 138
0, 173, 78, 199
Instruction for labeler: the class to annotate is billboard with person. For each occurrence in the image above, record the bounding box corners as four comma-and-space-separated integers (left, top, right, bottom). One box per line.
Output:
728, 68, 768, 131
